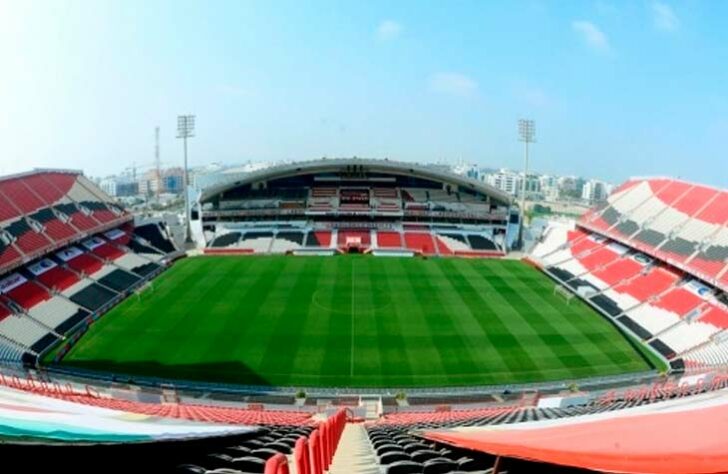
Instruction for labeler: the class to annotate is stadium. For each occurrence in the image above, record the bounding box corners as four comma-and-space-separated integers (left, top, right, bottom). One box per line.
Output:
0, 159, 726, 473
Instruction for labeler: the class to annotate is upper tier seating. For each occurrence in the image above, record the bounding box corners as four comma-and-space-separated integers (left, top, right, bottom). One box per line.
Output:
30, 208, 77, 242
579, 178, 728, 288
5, 219, 52, 254
0, 242, 22, 268
0, 171, 131, 273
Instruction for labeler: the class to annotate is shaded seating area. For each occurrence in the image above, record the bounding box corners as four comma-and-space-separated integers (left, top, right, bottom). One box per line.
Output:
134, 223, 176, 253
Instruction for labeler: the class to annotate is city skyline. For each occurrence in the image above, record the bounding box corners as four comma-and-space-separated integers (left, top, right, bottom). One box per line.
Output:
0, 1, 726, 188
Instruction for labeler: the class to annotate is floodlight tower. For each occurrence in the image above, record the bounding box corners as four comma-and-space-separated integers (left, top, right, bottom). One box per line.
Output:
177, 115, 195, 243
518, 119, 535, 249
155, 126, 161, 201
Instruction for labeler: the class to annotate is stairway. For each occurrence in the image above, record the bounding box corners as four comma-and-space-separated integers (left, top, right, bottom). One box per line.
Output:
327, 423, 379, 474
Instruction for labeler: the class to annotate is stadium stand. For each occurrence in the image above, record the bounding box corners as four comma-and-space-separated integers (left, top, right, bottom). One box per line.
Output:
579, 178, 728, 289
533, 184, 728, 371
0, 171, 132, 275
134, 222, 177, 254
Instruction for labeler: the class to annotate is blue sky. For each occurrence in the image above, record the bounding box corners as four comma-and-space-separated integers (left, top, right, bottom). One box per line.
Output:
0, 0, 726, 187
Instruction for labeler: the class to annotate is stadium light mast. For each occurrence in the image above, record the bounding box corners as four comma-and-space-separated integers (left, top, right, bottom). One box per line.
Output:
177, 114, 195, 243
518, 119, 535, 250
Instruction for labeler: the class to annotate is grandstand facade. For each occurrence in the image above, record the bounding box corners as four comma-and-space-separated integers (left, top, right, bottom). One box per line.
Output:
197, 158, 518, 256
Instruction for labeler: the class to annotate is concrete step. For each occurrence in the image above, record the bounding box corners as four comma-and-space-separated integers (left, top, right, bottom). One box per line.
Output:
327, 423, 379, 474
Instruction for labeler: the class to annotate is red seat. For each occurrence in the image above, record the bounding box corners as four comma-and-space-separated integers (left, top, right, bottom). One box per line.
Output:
0, 303, 11, 322
6, 281, 50, 310
377, 232, 402, 248
592, 258, 643, 286
0, 193, 21, 223
0, 179, 45, 214
70, 212, 99, 231
42, 219, 77, 242
92, 209, 118, 223
404, 232, 436, 255
66, 254, 103, 275
577, 247, 620, 272
313, 231, 331, 247
654, 288, 703, 317
614, 268, 680, 301
699, 306, 728, 329
435, 237, 454, 255
14, 231, 52, 255
0, 246, 22, 268
36, 266, 79, 292
92, 243, 124, 261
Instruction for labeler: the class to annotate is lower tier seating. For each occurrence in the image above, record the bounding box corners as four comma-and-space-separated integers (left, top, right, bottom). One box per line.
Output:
0, 314, 54, 349
377, 231, 403, 248
28, 296, 88, 333
35, 266, 79, 292
210, 232, 241, 248
404, 232, 436, 254
304, 231, 332, 247
6, 281, 50, 310
97, 269, 141, 293
68, 282, 118, 312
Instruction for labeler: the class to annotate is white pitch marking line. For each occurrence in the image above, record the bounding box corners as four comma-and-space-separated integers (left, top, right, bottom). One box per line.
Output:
350, 260, 355, 377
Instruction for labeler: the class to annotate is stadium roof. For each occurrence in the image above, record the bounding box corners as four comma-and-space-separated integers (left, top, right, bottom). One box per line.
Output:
199, 158, 513, 206
423, 396, 728, 474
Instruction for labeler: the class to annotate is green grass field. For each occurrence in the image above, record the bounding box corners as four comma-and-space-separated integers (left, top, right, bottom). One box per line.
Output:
54, 256, 654, 388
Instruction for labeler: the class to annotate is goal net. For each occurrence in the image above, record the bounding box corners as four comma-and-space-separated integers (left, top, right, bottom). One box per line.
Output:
554, 284, 575, 305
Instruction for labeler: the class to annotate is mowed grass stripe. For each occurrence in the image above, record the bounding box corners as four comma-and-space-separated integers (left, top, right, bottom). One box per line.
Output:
470, 262, 596, 376
495, 262, 639, 369
57, 256, 652, 388
501, 262, 646, 369
439, 259, 546, 377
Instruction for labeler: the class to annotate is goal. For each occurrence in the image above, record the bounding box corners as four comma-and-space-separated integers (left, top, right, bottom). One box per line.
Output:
553, 284, 575, 305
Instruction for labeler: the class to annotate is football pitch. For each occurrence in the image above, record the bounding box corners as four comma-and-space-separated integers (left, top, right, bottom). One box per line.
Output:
54, 256, 654, 388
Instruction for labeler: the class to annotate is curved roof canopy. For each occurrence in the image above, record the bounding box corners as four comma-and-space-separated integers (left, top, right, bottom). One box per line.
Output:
200, 158, 513, 206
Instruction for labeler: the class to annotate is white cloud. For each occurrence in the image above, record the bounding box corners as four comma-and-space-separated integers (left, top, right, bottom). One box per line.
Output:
376, 20, 402, 41
652, 2, 680, 32
572, 20, 612, 54
429, 73, 479, 98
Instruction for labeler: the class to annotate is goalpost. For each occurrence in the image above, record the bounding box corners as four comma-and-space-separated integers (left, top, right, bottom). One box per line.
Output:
553, 284, 575, 305
135, 280, 155, 301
